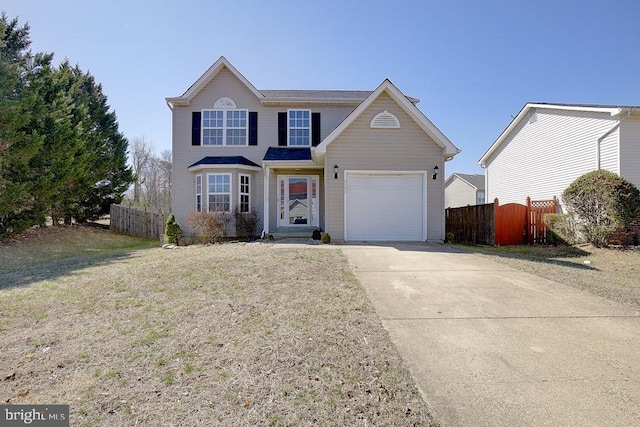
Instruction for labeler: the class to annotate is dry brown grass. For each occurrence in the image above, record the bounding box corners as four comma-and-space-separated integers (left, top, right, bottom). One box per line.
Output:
453, 243, 640, 309
0, 227, 435, 426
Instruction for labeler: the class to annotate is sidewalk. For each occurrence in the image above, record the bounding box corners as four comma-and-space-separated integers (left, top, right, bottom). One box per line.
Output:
341, 243, 640, 426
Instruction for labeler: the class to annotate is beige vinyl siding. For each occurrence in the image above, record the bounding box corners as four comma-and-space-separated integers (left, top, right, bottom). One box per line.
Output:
445, 177, 478, 208
620, 117, 640, 188
324, 93, 445, 242
172, 68, 267, 229
171, 67, 357, 234
485, 108, 618, 206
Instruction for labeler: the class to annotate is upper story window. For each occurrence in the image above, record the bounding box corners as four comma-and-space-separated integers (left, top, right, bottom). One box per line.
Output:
202, 109, 248, 146
288, 109, 311, 146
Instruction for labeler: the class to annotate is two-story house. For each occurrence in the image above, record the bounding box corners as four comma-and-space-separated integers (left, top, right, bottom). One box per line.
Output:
166, 56, 460, 242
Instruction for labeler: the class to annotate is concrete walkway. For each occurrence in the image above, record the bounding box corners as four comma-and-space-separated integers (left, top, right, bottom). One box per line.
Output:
341, 243, 640, 427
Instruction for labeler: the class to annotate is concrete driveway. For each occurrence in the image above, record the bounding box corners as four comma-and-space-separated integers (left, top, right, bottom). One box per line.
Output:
341, 243, 640, 427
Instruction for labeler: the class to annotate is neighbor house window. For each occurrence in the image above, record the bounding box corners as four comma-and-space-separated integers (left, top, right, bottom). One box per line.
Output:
288, 109, 311, 146
195, 175, 202, 212
202, 109, 247, 146
207, 173, 231, 212
239, 174, 250, 213
477, 191, 485, 205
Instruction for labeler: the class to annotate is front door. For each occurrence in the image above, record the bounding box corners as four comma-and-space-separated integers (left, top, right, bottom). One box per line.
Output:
277, 175, 319, 227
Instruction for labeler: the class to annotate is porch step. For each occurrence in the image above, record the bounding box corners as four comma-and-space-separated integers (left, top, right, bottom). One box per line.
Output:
271, 227, 319, 239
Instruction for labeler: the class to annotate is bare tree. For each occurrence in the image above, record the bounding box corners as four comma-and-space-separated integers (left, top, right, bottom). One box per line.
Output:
131, 136, 154, 203
128, 138, 172, 210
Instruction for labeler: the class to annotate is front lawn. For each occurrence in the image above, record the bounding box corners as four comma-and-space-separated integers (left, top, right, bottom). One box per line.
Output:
453, 243, 640, 309
0, 226, 434, 426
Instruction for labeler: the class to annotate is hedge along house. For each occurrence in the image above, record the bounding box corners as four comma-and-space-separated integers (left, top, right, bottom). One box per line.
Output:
166, 56, 460, 242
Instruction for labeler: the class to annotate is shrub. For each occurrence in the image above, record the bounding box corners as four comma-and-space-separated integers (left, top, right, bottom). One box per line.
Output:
164, 214, 182, 245
186, 210, 232, 244
543, 213, 573, 245
321, 232, 331, 244
312, 229, 321, 240
233, 206, 261, 241
562, 170, 640, 247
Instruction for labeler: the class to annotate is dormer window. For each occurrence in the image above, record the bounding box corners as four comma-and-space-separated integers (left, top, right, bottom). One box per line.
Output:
202, 109, 248, 146
288, 109, 311, 146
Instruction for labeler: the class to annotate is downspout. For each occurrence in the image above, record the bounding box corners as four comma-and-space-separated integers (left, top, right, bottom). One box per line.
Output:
596, 108, 633, 170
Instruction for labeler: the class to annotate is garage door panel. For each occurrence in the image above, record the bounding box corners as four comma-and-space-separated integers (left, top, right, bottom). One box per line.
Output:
346, 174, 424, 241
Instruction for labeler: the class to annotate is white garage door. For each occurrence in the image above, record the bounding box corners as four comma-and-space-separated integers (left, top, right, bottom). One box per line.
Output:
345, 173, 425, 241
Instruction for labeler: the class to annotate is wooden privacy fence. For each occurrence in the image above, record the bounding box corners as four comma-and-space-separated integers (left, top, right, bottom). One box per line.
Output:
110, 204, 169, 240
446, 196, 557, 246
445, 203, 494, 245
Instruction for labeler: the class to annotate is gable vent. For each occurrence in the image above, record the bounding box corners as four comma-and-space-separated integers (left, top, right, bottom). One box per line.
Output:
371, 110, 400, 129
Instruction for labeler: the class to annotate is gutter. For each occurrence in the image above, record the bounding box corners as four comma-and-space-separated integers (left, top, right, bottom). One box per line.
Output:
596, 108, 634, 169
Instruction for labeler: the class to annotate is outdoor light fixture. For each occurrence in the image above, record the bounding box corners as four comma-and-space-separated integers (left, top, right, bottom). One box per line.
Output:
333, 164, 339, 179
432, 165, 439, 180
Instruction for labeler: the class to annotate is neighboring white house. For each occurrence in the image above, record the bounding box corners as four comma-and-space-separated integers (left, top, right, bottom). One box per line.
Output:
444, 173, 485, 208
478, 103, 640, 208
166, 56, 460, 242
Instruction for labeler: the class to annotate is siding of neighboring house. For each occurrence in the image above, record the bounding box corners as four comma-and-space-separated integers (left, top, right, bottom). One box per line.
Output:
324, 93, 444, 241
445, 176, 483, 208
485, 108, 618, 206
620, 117, 640, 188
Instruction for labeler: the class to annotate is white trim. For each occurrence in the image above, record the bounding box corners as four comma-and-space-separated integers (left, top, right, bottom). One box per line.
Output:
165, 56, 264, 107
315, 79, 459, 159
276, 175, 320, 228
195, 174, 202, 212
261, 160, 316, 168
263, 167, 270, 235
343, 170, 428, 242
201, 108, 249, 146
239, 173, 251, 213
214, 97, 237, 109
370, 110, 400, 128
287, 109, 312, 147
188, 164, 261, 173
206, 172, 232, 213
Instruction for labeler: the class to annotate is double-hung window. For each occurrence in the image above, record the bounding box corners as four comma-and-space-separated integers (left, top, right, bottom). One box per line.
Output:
239, 174, 250, 213
195, 175, 202, 212
288, 109, 311, 146
208, 173, 231, 212
202, 109, 247, 146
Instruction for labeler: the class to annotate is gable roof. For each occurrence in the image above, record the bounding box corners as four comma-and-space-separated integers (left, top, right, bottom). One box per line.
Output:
166, 57, 420, 108
478, 102, 640, 166
314, 79, 460, 160
166, 56, 264, 107
445, 173, 485, 190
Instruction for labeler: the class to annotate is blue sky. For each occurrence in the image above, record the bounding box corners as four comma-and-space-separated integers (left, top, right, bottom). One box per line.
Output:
4, 0, 640, 176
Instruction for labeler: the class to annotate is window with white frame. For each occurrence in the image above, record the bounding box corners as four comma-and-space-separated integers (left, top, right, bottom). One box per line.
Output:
195, 175, 202, 212
239, 174, 250, 213
477, 191, 485, 205
207, 173, 231, 212
202, 109, 247, 146
288, 109, 311, 146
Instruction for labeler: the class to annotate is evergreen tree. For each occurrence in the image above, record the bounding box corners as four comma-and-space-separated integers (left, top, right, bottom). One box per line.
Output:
0, 12, 133, 236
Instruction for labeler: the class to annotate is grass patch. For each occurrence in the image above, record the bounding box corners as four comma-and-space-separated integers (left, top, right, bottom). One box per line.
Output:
452, 243, 640, 308
0, 226, 434, 425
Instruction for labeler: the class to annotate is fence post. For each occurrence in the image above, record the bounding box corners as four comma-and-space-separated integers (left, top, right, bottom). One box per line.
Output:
526, 196, 532, 245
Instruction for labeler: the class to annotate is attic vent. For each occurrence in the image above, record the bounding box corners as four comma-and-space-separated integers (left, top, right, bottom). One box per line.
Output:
370, 110, 400, 129
214, 97, 237, 109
